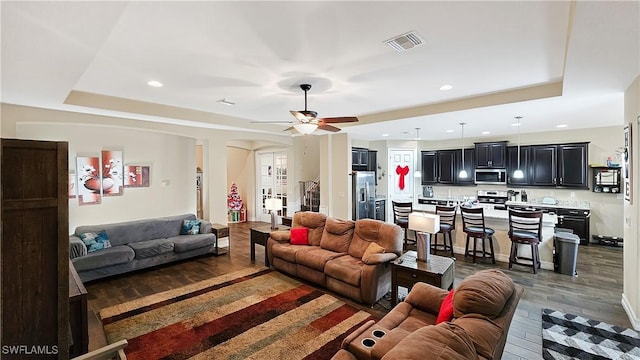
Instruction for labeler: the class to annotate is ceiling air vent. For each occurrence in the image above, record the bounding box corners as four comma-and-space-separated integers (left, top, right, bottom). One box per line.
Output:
384, 31, 424, 52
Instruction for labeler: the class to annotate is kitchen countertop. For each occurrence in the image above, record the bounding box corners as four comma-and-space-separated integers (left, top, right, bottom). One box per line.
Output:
416, 197, 590, 210
505, 200, 590, 211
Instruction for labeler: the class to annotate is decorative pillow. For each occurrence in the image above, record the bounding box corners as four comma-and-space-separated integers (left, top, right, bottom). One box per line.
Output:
290, 227, 309, 245
436, 289, 456, 324
180, 219, 201, 235
362, 242, 386, 262
79, 230, 111, 253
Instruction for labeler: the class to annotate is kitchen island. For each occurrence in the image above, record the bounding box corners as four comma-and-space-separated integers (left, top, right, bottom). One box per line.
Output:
415, 201, 558, 270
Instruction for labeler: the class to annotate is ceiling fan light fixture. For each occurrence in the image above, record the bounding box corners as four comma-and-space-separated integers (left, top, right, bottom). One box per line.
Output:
292, 110, 318, 122
293, 123, 318, 135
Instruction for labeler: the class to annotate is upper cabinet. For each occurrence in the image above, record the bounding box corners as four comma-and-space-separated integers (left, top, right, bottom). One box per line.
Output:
506, 146, 531, 185
421, 151, 438, 184
557, 143, 588, 188
455, 148, 476, 185
421, 149, 474, 186
352, 147, 369, 171
475, 141, 507, 168
437, 150, 456, 184
530, 145, 557, 186
506, 142, 588, 189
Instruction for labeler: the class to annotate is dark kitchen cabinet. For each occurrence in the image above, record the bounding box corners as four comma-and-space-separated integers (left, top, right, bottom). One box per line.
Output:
421, 151, 438, 184
557, 208, 591, 245
513, 142, 589, 188
367, 150, 378, 184
375, 199, 386, 221
455, 148, 475, 185
558, 143, 588, 188
475, 141, 507, 168
422, 149, 474, 185
507, 146, 531, 185
367, 150, 377, 172
352, 147, 369, 170
437, 150, 456, 184
530, 145, 557, 186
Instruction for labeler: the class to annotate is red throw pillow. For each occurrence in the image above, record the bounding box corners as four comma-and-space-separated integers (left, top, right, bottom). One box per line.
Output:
436, 289, 456, 324
290, 227, 309, 245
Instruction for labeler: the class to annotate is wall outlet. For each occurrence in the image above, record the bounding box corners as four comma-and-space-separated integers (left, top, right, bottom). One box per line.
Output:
570, 192, 575, 198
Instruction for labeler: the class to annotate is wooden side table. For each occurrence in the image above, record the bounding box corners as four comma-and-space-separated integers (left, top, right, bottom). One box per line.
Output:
391, 251, 455, 306
211, 223, 229, 255
250, 224, 290, 266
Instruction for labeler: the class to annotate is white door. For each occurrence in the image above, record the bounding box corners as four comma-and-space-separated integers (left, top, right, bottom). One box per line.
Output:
388, 148, 416, 203
257, 151, 287, 222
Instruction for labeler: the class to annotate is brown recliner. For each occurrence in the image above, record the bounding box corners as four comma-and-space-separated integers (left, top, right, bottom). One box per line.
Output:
335, 269, 524, 360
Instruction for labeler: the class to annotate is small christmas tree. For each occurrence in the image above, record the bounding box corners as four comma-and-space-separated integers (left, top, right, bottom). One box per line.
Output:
227, 182, 243, 211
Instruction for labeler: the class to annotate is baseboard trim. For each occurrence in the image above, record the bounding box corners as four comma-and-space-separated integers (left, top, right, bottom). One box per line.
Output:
621, 293, 640, 330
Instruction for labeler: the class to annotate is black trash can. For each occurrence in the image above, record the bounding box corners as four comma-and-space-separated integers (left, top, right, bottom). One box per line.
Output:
554, 231, 580, 276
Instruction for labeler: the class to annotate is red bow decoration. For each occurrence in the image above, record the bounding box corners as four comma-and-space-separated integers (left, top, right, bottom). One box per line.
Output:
396, 165, 409, 190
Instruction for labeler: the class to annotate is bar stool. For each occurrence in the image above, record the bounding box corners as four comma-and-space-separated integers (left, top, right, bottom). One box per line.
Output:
392, 201, 414, 250
431, 205, 457, 258
460, 206, 495, 264
508, 209, 543, 274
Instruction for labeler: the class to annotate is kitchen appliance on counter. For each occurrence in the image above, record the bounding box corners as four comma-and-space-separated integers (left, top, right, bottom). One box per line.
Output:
423, 185, 434, 198
352, 171, 376, 220
476, 190, 509, 210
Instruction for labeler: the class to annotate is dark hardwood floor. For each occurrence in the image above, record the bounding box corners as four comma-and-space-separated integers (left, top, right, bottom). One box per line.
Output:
85, 221, 627, 359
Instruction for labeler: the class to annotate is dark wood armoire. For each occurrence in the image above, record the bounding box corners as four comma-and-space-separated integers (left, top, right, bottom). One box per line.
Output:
1, 138, 69, 359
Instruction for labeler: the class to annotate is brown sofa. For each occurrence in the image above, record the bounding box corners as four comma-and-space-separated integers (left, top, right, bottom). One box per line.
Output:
332, 269, 524, 360
267, 211, 403, 305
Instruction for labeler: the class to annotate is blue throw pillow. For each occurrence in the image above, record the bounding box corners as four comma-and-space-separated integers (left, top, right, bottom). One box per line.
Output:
79, 230, 111, 253
180, 219, 201, 235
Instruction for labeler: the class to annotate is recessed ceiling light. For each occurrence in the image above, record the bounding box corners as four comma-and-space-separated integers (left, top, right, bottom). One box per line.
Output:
557, 124, 568, 128
217, 98, 236, 106
147, 80, 163, 87
446, 129, 454, 133
482, 131, 491, 135
440, 84, 453, 91
382, 133, 389, 137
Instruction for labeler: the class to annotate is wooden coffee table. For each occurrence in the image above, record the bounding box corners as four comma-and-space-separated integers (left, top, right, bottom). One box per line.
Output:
250, 224, 290, 266
390, 251, 455, 306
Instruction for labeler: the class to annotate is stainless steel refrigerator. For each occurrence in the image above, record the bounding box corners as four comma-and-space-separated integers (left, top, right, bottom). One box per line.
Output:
352, 171, 376, 220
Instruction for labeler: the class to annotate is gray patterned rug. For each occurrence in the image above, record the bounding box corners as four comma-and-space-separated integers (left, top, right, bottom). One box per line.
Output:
542, 308, 640, 359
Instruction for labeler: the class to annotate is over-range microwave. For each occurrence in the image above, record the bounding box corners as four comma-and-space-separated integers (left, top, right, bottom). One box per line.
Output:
475, 169, 507, 185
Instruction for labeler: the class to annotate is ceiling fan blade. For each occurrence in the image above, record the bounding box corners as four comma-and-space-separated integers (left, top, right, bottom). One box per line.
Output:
318, 124, 341, 132
250, 120, 294, 124
318, 116, 359, 124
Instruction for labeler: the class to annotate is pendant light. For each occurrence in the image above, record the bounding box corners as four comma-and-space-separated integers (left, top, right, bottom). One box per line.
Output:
414, 128, 422, 178
513, 116, 524, 179
459, 122, 468, 178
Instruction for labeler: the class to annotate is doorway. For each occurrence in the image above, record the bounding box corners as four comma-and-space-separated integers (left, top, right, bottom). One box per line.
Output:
256, 151, 288, 222
387, 148, 417, 219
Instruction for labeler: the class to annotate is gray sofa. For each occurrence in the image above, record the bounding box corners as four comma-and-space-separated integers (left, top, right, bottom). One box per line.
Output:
69, 214, 216, 282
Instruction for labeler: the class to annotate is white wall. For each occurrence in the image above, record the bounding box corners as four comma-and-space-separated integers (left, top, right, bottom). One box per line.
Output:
623, 75, 640, 329
16, 122, 196, 231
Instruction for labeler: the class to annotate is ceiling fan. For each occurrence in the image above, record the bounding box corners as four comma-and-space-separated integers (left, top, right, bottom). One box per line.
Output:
256, 84, 358, 135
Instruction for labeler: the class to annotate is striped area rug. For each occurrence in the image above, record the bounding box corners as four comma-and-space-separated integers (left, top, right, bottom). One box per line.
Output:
99, 267, 375, 360
542, 308, 640, 359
